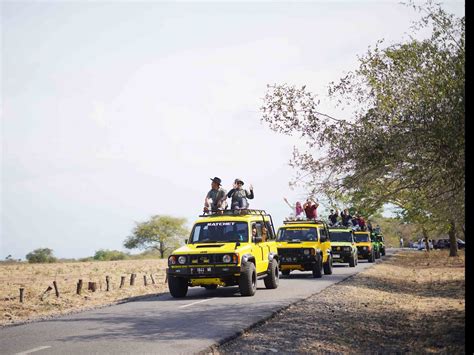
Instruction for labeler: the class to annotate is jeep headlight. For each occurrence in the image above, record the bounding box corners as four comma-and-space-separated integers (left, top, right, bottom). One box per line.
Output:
363, 246, 368, 250
303, 249, 310, 255
178, 256, 187, 265
344, 246, 351, 251
222, 254, 231, 263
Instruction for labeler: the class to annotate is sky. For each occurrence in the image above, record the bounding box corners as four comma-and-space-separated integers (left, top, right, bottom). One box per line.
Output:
1, 0, 464, 259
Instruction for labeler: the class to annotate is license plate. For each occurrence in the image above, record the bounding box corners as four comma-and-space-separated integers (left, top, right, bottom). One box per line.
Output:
192, 267, 212, 274
333, 254, 340, 258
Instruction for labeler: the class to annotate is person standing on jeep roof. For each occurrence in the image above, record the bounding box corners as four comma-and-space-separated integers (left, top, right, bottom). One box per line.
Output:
303, 198, 319, 220
340, 209, 352, 226
328, 209, 339, 225
227, 178, 254, 209
204, 177, 227, 212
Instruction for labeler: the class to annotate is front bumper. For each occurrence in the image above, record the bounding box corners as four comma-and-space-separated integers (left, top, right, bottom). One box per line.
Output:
167, 265, 241, 278
357, 248, 372, 259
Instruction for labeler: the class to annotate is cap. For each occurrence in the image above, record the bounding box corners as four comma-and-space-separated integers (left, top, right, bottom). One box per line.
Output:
234, 178, 244, 185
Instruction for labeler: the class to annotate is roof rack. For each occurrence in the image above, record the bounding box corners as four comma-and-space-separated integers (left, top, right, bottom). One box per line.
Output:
199, 209, 269, 217
283, 219, 326, 225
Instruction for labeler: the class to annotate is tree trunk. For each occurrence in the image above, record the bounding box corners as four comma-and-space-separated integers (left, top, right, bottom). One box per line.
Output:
422, 227, 430, 252
448, 219, 458, 257
159, 241, 165, 259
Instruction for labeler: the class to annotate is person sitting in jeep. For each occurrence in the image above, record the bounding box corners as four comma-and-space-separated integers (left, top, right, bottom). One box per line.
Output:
227, 178, 254, 209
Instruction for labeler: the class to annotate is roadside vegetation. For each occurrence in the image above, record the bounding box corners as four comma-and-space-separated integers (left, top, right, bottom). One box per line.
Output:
260, 1, 464, 256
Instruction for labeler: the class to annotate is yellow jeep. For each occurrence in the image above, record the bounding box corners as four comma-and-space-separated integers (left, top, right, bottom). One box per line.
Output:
354, 231, 376, 263
167, 209, 280, 297
276, 220, 333, 278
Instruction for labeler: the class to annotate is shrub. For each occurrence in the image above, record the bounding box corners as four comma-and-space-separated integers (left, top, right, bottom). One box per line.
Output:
26, 248, 57, 263
93, 249, 129, 261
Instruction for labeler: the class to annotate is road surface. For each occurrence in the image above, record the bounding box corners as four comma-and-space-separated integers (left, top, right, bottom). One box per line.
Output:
0, 251, 394, 354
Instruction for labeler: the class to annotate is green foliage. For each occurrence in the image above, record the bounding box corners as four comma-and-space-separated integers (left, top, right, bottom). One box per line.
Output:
260, 2, 464, 240
93, 249, 129, 261
25, 248, 57, 263
124, 215, 189, 258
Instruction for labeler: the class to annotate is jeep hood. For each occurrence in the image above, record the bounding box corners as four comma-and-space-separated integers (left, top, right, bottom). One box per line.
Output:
171, 243, 252, 254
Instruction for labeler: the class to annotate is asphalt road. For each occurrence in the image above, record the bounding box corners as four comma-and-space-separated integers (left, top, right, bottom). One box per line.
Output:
0, 251, 394, 355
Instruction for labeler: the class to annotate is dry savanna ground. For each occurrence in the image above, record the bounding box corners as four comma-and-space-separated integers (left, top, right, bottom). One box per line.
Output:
217, 249, 465, 354
1, 259, 168, 326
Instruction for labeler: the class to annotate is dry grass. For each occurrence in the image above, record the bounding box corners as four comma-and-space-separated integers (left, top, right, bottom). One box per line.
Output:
0, 259, 168, 326
217, 249, 465, 354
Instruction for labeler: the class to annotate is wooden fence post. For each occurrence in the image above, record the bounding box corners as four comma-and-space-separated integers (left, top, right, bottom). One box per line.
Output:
130, 273, 136, 286
150, 274, 155, 284
53, 281, 60, 297
77, 279, 83, 295
19, 288, 24, 303
120, 276, 125, 288
106, 276, 110, 291
89, 282, 97, 292
143, 275, 147, 286
40, 286, 52, 301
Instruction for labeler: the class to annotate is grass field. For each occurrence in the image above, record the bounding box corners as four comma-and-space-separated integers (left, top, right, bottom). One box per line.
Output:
218, 249, 465, 353
0, 258, 168, 326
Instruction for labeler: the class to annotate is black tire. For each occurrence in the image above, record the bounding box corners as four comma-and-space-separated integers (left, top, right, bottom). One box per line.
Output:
203, 285, 218, 290
168, 276, 188, 298
281, 270, 290, 276
239, 262, 257, 296
312, 257, 322, 278
368, 252, 375, 263
323, 255, 333, 275
349, 254, 356, 267
375, 249, 381, 259
381, 248, 386, 256
264, 259, 279, 289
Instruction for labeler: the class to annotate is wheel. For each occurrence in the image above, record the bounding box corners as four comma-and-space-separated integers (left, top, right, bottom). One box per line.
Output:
375, 249, 381, 259
323, 255, 333, 275
239, 262, 257, 296
203, 285, 218, 290
381, 248, 386, 256
168, 276, 188, 298
312, 257, 322, 278
281, 270, 290, 276
349, 254, 356, 267
264, 259, 279, 289
368, 252, 375, 263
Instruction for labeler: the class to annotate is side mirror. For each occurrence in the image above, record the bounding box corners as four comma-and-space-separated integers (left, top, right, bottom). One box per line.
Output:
253, 236, 263, 243
320, 235, 327, 242
184, 239, 188, 244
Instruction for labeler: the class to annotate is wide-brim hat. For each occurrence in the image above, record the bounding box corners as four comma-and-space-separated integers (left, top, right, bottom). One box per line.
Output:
210, 177, 222, 185
234, 178, 244, 185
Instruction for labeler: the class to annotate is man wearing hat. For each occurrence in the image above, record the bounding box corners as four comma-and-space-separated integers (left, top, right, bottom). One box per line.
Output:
204, 177, 227, 212
227, 178, 254, 210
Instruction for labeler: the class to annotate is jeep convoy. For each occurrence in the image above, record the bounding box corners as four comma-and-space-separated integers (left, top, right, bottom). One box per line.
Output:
167, 209, 386, 298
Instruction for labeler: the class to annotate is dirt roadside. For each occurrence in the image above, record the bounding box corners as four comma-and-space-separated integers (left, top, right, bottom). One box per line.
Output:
214, 250, 465, 354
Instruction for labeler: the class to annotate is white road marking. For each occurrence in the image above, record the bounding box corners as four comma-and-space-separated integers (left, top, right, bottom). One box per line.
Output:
15, 346, 52, 354
178, 297, 217, 309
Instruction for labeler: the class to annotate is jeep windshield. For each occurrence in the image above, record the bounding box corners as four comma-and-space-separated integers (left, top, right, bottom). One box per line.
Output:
329, 231, 353, 242
354, 234, 370, 242
277, 227, 318, 242
190, 222, 249, 243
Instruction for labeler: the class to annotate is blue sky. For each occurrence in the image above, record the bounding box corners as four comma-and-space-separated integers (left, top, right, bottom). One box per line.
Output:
1, 0, 464, 259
